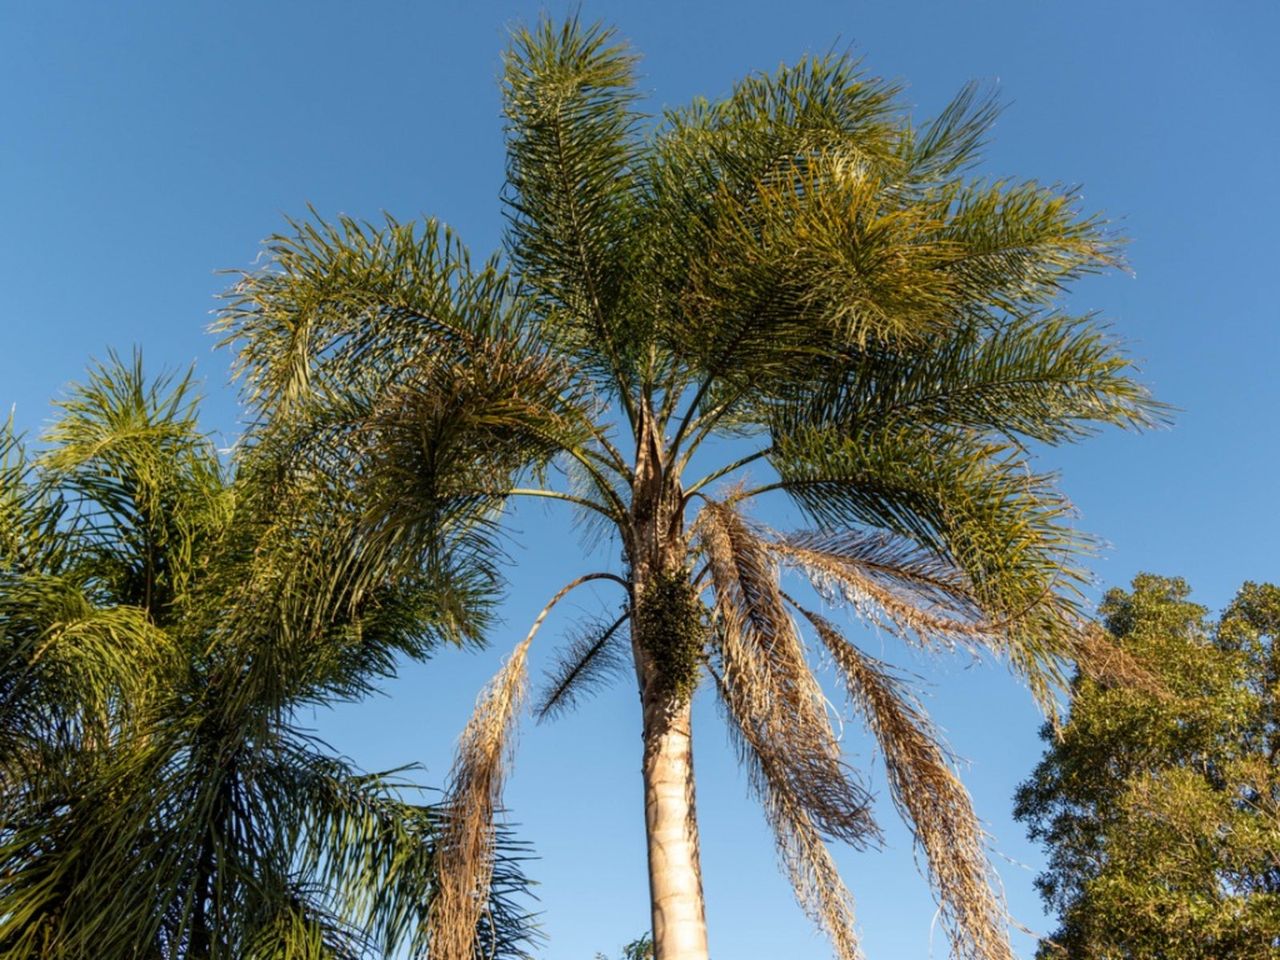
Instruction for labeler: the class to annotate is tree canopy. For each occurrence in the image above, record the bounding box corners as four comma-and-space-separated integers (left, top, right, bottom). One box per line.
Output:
1016, 574, 1280, 958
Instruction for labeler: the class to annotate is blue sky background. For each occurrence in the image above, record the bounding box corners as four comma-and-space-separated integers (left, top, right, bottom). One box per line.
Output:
3, 2, 1278, 957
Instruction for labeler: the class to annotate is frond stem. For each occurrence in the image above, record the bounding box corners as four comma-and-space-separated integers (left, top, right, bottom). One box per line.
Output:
506, 488, 622, 523
668, 374, 715, 463
672, 379, 758, 477
522, 572, 631, 648
561, 446, 631, 519
684, 446, 773, 500
723, 480, 789, 505
583, 427, 632, 481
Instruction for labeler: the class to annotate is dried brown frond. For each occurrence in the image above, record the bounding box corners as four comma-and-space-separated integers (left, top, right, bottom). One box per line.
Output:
1068, 621, 1168, 698
712, 667, 862, 960
696, 499, 877, 846
801, 606, 1014, 960
771, 529, 992, 648
425, 637, 530, 960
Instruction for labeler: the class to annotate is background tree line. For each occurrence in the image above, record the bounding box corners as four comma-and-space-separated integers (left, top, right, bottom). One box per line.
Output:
1017, 574, 1280, 957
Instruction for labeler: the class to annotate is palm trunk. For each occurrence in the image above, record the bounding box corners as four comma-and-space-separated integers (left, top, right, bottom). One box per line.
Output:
631, 403, 710, 960
641, 693, 709, 960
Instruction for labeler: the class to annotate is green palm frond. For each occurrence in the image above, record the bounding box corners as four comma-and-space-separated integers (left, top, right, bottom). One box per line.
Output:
1, 419, 68, 576
769, 425, 1090, 705
773, 312, 1166, 446
896, 81, 1001, 184
502, 16, 645, 408
938, 179, 1119, 310
219, 215, 535, 416
0, 572, 175, 747
535, 611, 630, 721
38, 350, 229, 619
1, 354, 540, 958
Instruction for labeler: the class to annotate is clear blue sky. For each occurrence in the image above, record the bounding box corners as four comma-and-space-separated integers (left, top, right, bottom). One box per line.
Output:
3, 2, 1278, 957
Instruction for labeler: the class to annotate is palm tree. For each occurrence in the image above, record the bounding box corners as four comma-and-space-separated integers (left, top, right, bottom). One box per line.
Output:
0, 354, 535, 958
217, 17, 1164, 960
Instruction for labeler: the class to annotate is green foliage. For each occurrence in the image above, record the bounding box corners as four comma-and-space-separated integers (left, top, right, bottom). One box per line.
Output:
1015, 575, 1280, 958
0, 355, 537, 958
595, 933, 654, 960
217, 15, 1162, 959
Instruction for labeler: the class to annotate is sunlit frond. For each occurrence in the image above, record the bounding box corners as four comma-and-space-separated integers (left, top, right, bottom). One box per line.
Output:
0, 419, 67, 576
800, 606, 1013, 960
217, 215, 518, 418
426, 639, 532, 960
0, 573, 175, 747
37, 350, 229, 619
771, 312, 1166, 449
939, 179, 1118, 311
897, 81, 1000, 184
697, 499, 877, 846
769, 426, 1092, 709
502, 15, 645, 401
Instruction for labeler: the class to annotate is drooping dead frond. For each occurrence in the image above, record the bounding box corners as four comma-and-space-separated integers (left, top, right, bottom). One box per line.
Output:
696, 499, 877, 846
535, 611, 630, 721
713, 666, 862, 960
801, 606, 1014, 960
771, 529, 992, 647
770, 786, 864, 960
426, 572, 627, 959
425, 639, 531, 960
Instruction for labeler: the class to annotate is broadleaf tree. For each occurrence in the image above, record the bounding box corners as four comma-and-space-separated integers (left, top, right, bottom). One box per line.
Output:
1016, 575, 1280, 958
0, 354, 537, 959
218, 17, 1164, 960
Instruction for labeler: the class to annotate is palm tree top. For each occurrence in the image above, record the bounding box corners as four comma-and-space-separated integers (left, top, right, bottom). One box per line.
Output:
218, 15, 1165, 960
0, 354, 539, 958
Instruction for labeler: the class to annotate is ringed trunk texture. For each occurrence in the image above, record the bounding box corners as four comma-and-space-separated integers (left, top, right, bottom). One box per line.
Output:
642, 694, 709, 960
630, 404, 710, 960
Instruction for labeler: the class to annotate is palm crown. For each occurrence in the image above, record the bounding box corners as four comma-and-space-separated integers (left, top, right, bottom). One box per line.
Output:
0, 355, 535, 959
219, 17, 1163, 960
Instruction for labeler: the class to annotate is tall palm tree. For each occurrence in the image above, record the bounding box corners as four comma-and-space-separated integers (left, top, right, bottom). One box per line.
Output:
0, 354, 535, 958
218, 18, 1164, 960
